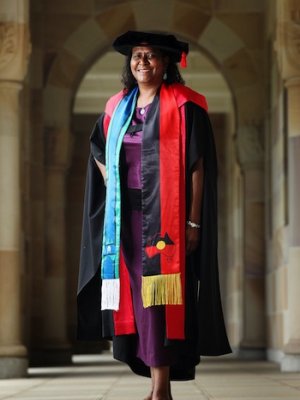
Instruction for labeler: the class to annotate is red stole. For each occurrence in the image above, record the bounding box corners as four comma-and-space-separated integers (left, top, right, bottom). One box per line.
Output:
103, 83, 207, 339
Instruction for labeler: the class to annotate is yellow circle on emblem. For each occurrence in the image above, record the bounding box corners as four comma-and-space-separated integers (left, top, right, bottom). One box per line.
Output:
156, 240, 166, 250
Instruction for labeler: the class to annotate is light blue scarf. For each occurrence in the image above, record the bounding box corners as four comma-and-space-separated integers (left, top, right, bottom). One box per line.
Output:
101, 87, 138, 310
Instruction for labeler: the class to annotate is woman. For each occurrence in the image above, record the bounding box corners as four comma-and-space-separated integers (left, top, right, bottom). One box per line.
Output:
77, 31, 231, 400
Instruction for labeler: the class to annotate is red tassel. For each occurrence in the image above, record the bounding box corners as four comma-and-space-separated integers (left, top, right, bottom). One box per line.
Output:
180, 51, 187, 68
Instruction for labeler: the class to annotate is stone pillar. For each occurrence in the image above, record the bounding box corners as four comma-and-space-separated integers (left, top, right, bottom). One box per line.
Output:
236, 123, 266, 359
0, 83, 28, 378
30, 126, 72, 366
0, 0, 30, 378
275, 0, 300, 372
43, 163, 71, 364
281, 77, 300, 372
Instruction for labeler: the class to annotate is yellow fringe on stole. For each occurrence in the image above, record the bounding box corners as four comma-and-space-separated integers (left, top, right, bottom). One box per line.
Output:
141, 273, 183, 308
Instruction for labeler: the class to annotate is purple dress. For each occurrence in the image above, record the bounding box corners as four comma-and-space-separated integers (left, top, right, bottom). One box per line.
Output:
121, 105, 177, 367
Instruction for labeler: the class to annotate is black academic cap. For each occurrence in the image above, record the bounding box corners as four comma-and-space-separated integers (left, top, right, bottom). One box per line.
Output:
113, 31, 189, 65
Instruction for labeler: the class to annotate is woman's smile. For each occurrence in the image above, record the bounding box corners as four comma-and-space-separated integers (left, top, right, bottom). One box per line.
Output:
137, 68, 151, 73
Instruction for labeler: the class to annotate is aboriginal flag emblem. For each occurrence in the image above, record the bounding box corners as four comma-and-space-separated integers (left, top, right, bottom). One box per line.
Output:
145, 233, 175, 259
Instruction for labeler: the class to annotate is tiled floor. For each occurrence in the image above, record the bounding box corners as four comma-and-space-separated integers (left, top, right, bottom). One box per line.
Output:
0, 354, 300, 399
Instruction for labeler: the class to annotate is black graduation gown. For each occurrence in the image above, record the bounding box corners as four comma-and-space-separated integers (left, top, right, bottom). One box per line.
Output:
77, 100, 232, 380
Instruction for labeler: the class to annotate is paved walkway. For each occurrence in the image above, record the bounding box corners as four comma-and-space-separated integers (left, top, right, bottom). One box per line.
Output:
0, 353, 300, 400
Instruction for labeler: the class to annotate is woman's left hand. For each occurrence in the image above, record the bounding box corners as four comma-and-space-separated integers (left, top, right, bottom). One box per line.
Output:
186, 226, 200, 255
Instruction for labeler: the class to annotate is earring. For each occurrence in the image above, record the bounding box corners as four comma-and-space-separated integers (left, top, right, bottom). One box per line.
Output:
163, 71, 167, 80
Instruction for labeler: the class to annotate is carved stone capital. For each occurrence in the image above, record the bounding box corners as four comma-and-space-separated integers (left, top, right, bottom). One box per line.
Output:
236, 122, 264, 169
0, 21, 31, 82
274, 0, 300, 80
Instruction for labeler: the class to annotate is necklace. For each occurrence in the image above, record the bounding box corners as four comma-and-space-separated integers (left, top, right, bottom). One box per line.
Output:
137, 94, 155, 114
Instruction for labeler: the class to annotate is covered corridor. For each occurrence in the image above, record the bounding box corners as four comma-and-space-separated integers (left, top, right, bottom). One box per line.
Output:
1, 0, 300, 383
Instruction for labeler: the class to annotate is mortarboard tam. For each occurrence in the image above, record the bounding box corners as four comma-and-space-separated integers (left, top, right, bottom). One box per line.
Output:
113, 30, 189, 67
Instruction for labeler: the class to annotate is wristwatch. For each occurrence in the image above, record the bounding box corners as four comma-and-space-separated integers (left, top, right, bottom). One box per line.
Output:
186, 220, 201, 229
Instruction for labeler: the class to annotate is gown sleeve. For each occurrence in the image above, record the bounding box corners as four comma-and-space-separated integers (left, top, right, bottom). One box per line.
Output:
185, 101, 209, 170
184, 100, 217, 234
77, 114, 107, 340
90, 113, 106, 165
184, 101, 231, 356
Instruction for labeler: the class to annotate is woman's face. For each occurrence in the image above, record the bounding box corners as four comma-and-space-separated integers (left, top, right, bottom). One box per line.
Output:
130, 46, 167, 87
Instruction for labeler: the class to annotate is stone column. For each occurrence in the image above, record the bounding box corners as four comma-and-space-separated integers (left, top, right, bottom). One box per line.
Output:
43, 163, 71, 364
0, 83, 27, 378
236, 123, 266, 359
0, 0, 30, 378
275, 0, 300, 372
283, 83, 300, 369
31, 126, 72, 365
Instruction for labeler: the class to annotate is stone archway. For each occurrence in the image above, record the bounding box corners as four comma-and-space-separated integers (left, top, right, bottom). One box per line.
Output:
36, 0, 265, 362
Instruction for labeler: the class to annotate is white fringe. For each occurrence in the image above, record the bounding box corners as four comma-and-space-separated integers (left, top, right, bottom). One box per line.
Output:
101, 279, 120, 310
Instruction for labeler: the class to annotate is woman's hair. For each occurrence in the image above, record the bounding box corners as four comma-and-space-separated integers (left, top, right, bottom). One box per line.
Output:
121, 51, 185, 91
